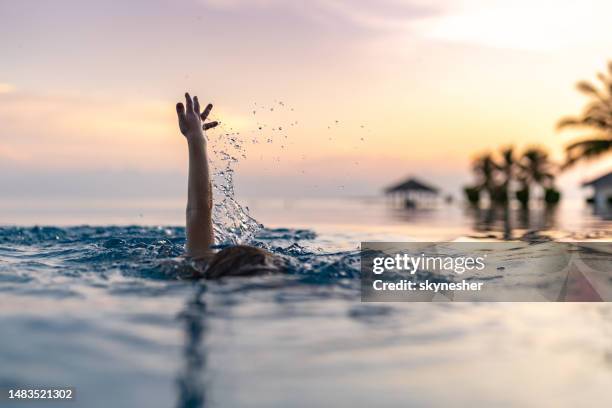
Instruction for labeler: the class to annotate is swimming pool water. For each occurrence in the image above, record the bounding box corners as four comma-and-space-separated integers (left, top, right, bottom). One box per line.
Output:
1, 224, 612, 407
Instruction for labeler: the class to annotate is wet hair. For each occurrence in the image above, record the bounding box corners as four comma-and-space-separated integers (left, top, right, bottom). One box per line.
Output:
204, 245, 285, 279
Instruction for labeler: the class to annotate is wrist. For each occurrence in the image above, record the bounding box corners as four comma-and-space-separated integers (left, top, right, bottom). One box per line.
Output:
186, 131, 206, 145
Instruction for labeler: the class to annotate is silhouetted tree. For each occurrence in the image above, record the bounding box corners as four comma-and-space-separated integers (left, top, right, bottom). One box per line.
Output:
464, 146, 560, 207
498, 147, 515, 204
517, 147, 560, 206
558, 62, 612, 167
472, 153, 499, 201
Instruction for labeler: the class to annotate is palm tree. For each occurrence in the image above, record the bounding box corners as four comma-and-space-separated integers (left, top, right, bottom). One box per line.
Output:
558, 62, 612, 167
472, 153, 499, 200
520, 148, 555, 187
498, 148, 515, 239
464, 147, 561, 207
464, 153, 498, 206
498, 147, 515, 201
517, 147, 560, 205
466, 150, 520, 205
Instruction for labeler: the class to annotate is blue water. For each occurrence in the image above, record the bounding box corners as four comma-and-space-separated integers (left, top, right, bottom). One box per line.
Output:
2, 221, 612, 407
0, 225, 360, 282
0, 225, 362, 407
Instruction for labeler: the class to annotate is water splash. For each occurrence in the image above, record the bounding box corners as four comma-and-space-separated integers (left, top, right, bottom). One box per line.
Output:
206, 123, 260, 245
205, 101, 300, 244
0, 226, 362, 286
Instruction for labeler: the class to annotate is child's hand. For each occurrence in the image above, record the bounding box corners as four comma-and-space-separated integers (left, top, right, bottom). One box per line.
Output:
176, 92, 218, 140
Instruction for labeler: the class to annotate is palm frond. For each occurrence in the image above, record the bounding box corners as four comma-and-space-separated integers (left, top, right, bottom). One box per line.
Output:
566, 137, 612, 150
557, 116, 581, 129
559, 64, 612, 144
576, 81, 602, 99
595, 72, 612, 97
564, 137, 612, 168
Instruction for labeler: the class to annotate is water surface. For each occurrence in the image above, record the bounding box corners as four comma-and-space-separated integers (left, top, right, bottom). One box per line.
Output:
1, 200, 611, 407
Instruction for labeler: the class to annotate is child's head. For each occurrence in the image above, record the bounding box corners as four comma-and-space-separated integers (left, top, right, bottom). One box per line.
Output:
204, 245, 285, 279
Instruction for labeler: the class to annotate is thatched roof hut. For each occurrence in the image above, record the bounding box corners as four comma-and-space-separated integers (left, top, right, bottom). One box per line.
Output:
385, 177, 439, 208
385, 177, 439, 195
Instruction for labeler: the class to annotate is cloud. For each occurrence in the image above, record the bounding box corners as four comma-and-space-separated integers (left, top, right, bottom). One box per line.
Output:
199, 0, 439, 31
413, 0, 612, 51
0, 90, 184, 171
319, 0, 438, 30
0, 83, 15, 93
197, 0, 612, 51
0, 144, 30, 163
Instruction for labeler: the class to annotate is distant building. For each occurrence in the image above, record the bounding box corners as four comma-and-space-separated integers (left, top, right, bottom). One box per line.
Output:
385, 177, 439, 208
583, 171, 612, 212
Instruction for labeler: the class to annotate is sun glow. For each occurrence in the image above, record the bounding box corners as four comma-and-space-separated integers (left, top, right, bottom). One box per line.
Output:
416, 1, 610, 51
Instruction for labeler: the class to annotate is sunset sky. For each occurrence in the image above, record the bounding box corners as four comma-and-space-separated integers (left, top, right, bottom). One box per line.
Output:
1, 0, 611, 201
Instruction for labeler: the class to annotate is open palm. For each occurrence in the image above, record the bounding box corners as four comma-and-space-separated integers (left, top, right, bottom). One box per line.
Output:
176, 92, 218, 139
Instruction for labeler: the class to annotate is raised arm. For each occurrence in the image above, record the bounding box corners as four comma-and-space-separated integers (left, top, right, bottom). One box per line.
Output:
176, 93, 219, 259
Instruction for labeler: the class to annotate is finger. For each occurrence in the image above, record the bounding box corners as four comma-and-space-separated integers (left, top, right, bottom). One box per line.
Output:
185, 92, 193, 113
193, 96, 200, 114
176, 102, 186, 119
200, 103, 213, 121
203, 121, 218, 130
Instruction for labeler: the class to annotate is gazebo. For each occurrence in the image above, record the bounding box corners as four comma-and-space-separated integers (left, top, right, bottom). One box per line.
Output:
385, 177, 439, 208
